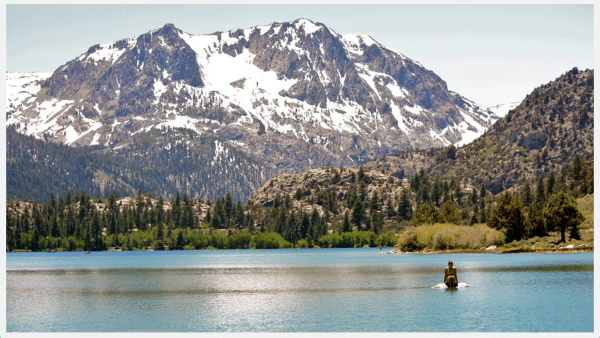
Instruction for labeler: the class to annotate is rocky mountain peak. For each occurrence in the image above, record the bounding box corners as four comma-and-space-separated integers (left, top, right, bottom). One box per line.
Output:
8, 19, 500, 178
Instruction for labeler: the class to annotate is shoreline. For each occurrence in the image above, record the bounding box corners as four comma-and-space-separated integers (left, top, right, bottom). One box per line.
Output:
8, 246, 594, 254
382, 246, 593, 255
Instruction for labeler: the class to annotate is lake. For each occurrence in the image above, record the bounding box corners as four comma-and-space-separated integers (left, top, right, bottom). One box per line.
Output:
6, 249, 593, 332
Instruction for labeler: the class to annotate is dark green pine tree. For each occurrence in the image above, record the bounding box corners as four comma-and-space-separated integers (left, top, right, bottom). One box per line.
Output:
454, 184, 463, 206
234, 202, 244, 228
386, 198, 396, 219
488, 191, 525, 242
284, 212, 297, 243
245, 214, 254, 235
479, 184, 487, 200
543, 191, 584, 243
358, 181, 368, 202
351, 198, 365, 231
90, 210, 103, 251
300, 212, 310, 239
225, 192, 233, 220
432, 179, 443, 207
369, 191, 380, 212
309, 209, 320, 240
522, 180, 533, 208
156, 196, 165, 225
357, 166, 366, 183
346, 185, 358, 208
525, 202, 547, 238
571, 154, 584, 184
50, 215, 60, 238
176, 230, 185, 250
535, 176, 546, 205
371, 212, 383, 234
342, 212, 351, 233
545, 172, 556, 198
398, 188, 412, 221
31, 228, 40, 252
154, 223, 166, 250
417, 184, 430, 205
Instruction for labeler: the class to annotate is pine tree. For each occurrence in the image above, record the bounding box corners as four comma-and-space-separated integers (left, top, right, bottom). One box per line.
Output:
546, 172, 556, 198
432, 179, 443, 207
346, 185, 357, 208
31, 229, 40, 252
176, 230, 184, 250
412, 204, 438, 226
351, 198, 365, 230
357, 166, 366, 183
398, 188, 412, 221
488, 191, 525, 242
371, 212, 382, 234
543, 191, 584, 243
309, 209, 320, 240
225, 192, 233, 220
440, 200, 461, 224
300, 212, 310, 239
571, 154, 583, 184
386, 198, 396, 219
417, 185, 430, 205
522, 180, 533, 208
525, 202, 546, 238
358, 181, 368, 202
342, 212, 351, 233
369, 191, 380, 212
535, 176, 546, 204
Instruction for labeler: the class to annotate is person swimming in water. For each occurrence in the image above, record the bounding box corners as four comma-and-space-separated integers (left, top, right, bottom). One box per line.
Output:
444, 260, 458, 288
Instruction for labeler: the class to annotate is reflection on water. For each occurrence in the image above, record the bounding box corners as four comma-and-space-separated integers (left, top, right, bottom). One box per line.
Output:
6, 250, 593, 332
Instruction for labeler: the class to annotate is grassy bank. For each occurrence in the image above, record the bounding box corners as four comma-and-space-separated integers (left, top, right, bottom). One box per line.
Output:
396, 223, 505, 252
393, 194, 594, 254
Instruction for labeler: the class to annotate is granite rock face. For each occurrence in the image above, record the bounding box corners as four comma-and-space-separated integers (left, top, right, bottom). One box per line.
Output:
248, 166, 409, 219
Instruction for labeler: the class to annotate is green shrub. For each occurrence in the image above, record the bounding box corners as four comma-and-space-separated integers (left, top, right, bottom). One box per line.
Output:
253, 232, 291, 249
228, 231, 252, 249
318, 231, 390, 248
297, 239, 309, 248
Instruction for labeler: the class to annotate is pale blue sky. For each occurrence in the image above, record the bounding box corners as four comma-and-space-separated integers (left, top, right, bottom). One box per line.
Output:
5, 4, 594, 107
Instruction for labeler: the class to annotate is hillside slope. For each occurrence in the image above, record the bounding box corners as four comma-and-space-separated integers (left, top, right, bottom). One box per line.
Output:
361, 68, 593, 194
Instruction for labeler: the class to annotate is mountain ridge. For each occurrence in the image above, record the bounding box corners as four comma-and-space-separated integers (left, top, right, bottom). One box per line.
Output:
363, 67, 594, 195
7, 19, 503, 176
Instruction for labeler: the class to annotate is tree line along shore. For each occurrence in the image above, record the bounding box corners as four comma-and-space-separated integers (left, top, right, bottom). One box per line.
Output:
6, 155, 593, 253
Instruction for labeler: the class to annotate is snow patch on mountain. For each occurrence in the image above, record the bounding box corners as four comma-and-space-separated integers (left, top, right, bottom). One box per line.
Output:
295, 18, 322, 35
486, 102, 520, 119
78, 38, 136, 65
455, 111, 489, 147
6, 72, 52, 109
404, 103, 425, 115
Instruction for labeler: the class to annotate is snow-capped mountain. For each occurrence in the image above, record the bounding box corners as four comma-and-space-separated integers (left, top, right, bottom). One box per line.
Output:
485, 102, 521, 121
7, 19, 498, 173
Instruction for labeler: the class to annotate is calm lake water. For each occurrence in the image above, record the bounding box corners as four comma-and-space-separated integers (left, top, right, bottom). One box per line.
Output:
6, 249, 593, 332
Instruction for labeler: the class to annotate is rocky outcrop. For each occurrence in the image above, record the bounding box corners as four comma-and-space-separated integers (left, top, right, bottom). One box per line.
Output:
248, 166, 409, 217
